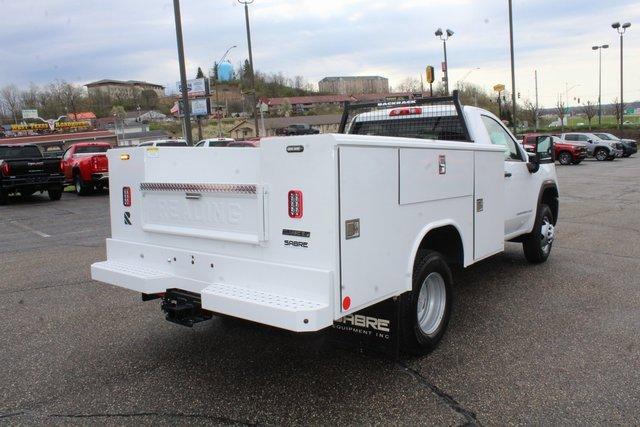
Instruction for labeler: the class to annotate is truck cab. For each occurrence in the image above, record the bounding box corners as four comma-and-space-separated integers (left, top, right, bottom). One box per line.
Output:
91, 92, 558, 355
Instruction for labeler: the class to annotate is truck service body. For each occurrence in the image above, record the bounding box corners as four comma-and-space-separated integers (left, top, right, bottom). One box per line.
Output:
92, 94, 558, 354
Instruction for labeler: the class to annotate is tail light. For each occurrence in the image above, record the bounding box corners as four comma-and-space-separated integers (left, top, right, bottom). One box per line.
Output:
288, 190, 303, 218
389, 107, 422, 116
122, 186, 132, 207
1, 162, 10, 176
91, 156, 99, 170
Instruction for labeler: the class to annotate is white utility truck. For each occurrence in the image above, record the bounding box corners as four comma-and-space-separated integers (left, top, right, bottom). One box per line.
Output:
92, 93, 558, 355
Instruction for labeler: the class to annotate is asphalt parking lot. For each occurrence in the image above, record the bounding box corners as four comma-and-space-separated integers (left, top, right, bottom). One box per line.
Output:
1, 156, 639, 425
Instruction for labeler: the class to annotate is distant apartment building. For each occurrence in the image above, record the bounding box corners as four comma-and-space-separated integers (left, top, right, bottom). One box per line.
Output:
85, 79, 165, 99
319, 76, 389, 95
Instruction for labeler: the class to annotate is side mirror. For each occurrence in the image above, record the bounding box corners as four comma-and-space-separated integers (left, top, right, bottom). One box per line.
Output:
527, 153, 540, 173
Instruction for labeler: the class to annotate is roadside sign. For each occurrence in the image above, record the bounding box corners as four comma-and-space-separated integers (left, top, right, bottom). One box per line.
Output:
493, 84, 505, 93
625, 108, 636, 115
178, 98, 210, 117
22, 109, 38, 119
425, 66, 435, 84
176, 78, 207, 96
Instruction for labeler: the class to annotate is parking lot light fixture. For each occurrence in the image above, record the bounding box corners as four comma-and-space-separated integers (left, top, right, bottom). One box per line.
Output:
435, 27, 454, 95
592, 44, 609, 125
612, 21, 631, 130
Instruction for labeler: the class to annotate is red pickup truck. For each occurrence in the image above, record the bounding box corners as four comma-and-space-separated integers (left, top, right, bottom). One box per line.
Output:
522, 133, 587, 165
61, 142, 111, 195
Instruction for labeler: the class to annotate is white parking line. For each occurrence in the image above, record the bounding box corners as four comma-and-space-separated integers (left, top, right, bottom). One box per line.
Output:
9, 221, 51, 238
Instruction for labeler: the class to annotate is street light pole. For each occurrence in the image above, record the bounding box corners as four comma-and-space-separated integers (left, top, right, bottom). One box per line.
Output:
508, 0, 517, 135
239, 0, 260, 137
592, 44, 609, 125
612, 22, 631, 130
172, 0, 193, 145
435, 28, 454, 95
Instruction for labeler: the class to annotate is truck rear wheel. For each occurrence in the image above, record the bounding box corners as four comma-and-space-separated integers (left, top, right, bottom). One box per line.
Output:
48, 187, 63, 201
74, 175, 91, 196
0, 191, 8, 205
522, 204, 554, 263
399, 250, 452, 355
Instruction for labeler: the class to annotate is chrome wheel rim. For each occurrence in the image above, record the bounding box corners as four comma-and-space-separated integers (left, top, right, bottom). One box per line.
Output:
417, 272, 447, 337
540, 216, 555, 254
75, 179, 81, 194
560, 153, 570, 164
596, 150, 606, 161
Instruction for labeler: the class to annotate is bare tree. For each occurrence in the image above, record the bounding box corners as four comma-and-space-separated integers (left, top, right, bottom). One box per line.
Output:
581, 101, 597, 130
522, 99, 540, 130
0, 85, 22, 123
556, 100, 566, 132
612, 98, 626, 125
397, 77, 421, 93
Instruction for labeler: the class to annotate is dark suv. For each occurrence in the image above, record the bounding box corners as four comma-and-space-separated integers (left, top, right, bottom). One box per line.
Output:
594, 133, 637, 157
276, 124, 320, 136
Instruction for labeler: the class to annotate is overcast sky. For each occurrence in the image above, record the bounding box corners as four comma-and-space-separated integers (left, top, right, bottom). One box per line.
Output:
1, 0, 638, 107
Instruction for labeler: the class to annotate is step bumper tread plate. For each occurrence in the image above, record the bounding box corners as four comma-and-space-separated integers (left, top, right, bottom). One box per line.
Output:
201, 283, 331, 332
91, 260, 172, 294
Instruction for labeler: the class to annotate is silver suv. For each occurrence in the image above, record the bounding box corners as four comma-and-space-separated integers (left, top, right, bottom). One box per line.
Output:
559, 133, 623, 161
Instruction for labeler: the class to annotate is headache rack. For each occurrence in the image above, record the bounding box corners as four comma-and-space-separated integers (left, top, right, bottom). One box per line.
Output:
338, 90, 472, 142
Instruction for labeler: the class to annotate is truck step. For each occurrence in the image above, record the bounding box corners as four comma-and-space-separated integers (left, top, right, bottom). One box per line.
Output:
200, 283, 332, 332
91, 260, 172, 294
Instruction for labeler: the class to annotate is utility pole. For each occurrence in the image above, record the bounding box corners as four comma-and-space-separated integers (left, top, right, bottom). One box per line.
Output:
172, 0, 193, 145
534, 70, 539, 131
435, 28, 454, 96
508, 0, 517, 135
239, 0, 260, 137
592, 45, 608, 125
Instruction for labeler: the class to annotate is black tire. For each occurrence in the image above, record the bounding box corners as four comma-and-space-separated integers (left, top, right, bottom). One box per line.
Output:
594, 148, 608, 161
558, 151, 572, 165
74, 175, 91, 196
399, 250, 452, 356
522, 204, 555, 264
0, 191, 8, 205
48, 187, 63, 201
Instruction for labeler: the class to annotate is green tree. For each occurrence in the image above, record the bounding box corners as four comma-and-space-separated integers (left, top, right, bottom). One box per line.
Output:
140, 90, 159, 110
196, 67, 205, 79
110, 105, 126, 119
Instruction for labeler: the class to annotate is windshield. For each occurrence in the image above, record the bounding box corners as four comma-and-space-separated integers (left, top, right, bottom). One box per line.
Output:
0, 145, 42, 159
75, 145, 109, 154
595, 133, 612, 140
350, 116, 467, 141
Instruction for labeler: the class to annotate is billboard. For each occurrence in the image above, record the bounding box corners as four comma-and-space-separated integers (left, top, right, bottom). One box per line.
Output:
178, 98, 210, 117
176, 78, 207, 96
22, 109, 38, 119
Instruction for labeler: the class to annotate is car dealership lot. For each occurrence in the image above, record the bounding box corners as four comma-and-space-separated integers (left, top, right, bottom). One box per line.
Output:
1, 158, 639, 425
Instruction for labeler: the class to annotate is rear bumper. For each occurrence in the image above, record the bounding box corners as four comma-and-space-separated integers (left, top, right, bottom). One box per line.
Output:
0, 174, 64, 191
91, 239, 335, 332
91, 172, 109, 183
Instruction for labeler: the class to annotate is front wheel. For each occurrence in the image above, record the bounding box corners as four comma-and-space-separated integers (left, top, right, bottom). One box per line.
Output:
558, 152, 572, 165
399, 250, 452, 355
594, 148, 608, 161
522, 204, 555, 263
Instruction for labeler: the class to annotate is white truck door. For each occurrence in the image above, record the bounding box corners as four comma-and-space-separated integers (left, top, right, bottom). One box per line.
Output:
338, 146, 402, 313
479, 115, 535, 237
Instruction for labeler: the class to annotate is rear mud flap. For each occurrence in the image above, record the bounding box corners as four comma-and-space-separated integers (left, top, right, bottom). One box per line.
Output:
328, 297, 401, 360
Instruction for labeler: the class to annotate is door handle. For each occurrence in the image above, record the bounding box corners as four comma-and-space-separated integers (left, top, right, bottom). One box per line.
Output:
504, 172, 512, 178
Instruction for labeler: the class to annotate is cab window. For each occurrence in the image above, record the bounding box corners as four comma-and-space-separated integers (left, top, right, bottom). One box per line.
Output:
480, 116, 522, 161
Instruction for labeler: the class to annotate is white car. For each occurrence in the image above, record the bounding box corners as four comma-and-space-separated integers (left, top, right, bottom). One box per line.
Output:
92, 92, 558, 355
195, 138, 235, 147
138, 139, 188, 147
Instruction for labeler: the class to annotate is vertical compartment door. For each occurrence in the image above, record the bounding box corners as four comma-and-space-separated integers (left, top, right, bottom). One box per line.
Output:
473, 150, 505, 260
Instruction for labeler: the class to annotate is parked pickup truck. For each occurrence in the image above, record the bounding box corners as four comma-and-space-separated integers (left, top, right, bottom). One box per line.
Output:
522, 133, 586, 165
61, 142, 111, 195
0, 144, 64, 204
91, 92, 558, 355
276, 124, 320, 136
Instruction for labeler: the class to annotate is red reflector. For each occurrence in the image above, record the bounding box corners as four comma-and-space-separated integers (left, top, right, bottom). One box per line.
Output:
122, 186, 132, 207
288, 190, 303, 218
342, 296, 351, 311
389, 107, 422, 116
1, 162, 10, 176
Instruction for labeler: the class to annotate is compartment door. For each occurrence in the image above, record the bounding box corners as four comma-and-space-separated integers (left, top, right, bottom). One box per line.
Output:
339, 146, 401, 313
473, 151, 505, 260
